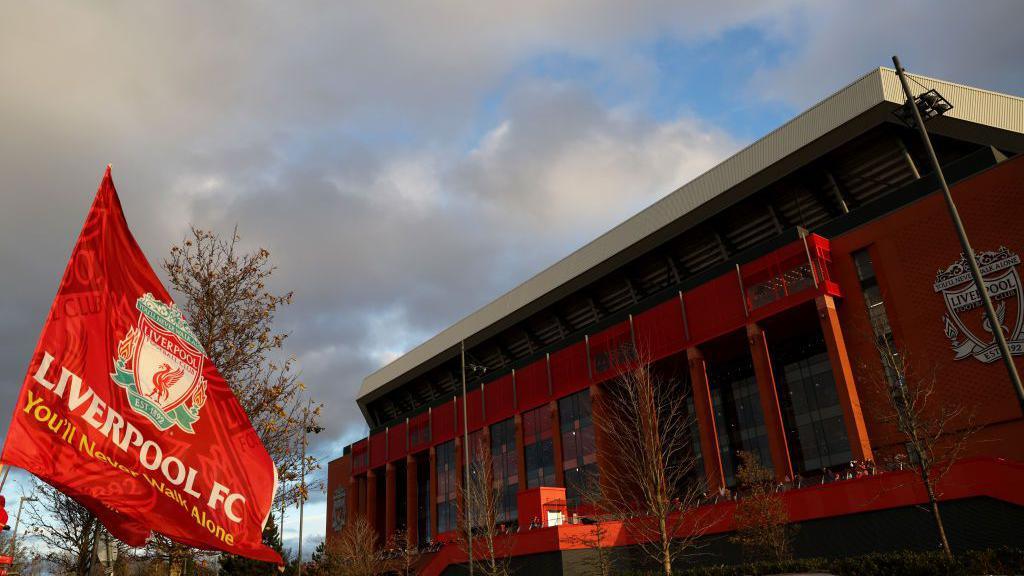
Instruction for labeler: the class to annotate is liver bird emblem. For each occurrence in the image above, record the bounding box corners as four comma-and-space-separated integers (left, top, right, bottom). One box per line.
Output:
149, 363, 185, 404
982, 301, 1010, 339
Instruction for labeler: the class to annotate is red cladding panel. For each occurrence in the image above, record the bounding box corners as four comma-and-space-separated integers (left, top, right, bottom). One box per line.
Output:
587, 322, 634, 384
409, 412, 430, 452
351, 440, 368, 474
634, 298, 686, 362
388, 421, 407, 462
551, 341, 590, 396
516, 359, 550, 412
458, 389, 484, 432
739, 237, 835, 319
432, 400, 456, 444
808, 234, 841, 295
683, 273, 746, 344
485, 375, 515, 423
369, 431, 387, 469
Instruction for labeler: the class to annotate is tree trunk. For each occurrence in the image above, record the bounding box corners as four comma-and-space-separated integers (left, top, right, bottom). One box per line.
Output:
922, 470, 952, 560
660, 516, 671, 576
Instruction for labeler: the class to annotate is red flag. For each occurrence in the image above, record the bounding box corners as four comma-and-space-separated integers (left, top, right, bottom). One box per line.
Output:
1, 167, 281, 563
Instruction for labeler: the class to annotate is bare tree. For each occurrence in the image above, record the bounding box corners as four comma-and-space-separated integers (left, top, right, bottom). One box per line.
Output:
164, 227, 320, 504
868, 342, 978, 560
384, 528, 422, 576
563, 476, 616, 576
0, 523, 43, 575
324, 516, 390, 576
591, 355, 708, 576
25, 481, 105, 575
729, 451, 791, 562
164, 227, 321, 568
457, 443, 510, 576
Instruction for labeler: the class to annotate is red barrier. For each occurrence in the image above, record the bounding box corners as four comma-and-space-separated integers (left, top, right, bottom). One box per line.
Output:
418, 457, 1024, 576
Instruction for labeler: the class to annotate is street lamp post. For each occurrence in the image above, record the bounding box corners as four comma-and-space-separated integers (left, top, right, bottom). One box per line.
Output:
460, 340, 472, 576
296, 401, 323, 576
9, 496, 38, 558
460, 341, 487, 576
891, 55, 1024, 414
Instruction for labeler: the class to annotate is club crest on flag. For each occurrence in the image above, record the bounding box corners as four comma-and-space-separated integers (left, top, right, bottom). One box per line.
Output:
111, 293, 208, 433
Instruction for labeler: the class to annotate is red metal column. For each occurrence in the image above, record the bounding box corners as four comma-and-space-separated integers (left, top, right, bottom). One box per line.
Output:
481, 427, 492, 467
687, 348, 725, 493
454, 436, 464, 520
817, 294, 874, 462
589, 383, 609, 493
366, 468, 378, 536
358, 475, 367, 518
406, 455, 418, 545
514, 413, 528, 489
747, 323, 794, 482
428, 446, 438, 540
347, 474, 358, 526
550, 400, 564, 487
385, 462, 397, 538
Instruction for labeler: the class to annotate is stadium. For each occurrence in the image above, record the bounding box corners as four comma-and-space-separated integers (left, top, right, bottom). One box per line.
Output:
326, 67, 1024, 574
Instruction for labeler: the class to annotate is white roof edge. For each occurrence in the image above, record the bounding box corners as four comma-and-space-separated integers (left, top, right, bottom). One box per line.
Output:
359, 67, 1024, 401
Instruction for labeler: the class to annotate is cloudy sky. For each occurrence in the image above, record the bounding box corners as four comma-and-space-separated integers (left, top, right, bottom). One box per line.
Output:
1, 0, 1022, 559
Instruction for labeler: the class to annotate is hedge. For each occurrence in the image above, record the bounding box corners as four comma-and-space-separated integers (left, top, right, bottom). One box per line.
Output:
657, 547, 1024, 576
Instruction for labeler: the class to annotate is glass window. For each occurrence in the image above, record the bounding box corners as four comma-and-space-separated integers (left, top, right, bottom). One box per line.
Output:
853, 249, 899, 385
684, 395, 705, 487
708, 353, 772, 487
772, 330, 852, 474
332, 487, 346, 532
435, 440, 457, 534
490, 418, 518, 523
416, 453, 430, 544
523, 404, 555, 488
410, 418, 430, 448
559, 389, 597, 507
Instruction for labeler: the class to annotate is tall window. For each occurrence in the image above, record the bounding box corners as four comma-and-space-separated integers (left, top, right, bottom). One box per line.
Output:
466, 429, 487, 528
523, 404, 555, 488
416, 452, 430, 544
331, 487, 346, 532
559, 389, 597, 507
853, 249, 898, 384
436, 440, 457, 534
684, 395, 705, 487
491, 418, 518, 523
772, 331, 851, 474
709, 354, 772, 487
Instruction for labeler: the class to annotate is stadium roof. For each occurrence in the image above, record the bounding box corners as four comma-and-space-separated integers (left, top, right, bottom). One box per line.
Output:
358, 66, 1024, 408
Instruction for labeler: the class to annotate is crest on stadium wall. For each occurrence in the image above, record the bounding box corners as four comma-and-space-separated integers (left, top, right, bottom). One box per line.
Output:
111, 293, 208, 432
934, 247, 1024, 363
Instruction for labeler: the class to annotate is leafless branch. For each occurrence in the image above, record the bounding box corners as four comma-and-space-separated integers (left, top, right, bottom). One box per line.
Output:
865, 340, 980, 560
589, 350, 709, 576
456, 441, 511, 576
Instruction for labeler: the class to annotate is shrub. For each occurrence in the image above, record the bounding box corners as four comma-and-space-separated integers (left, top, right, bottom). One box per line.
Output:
662, 547, 1024, 576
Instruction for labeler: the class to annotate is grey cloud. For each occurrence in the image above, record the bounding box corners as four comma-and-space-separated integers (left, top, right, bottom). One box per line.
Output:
188, 81, 736, 456
752, 0, 1024, 107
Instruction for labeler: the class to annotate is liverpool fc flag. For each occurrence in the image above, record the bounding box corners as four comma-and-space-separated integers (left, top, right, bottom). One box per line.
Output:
1, 168, 282, 563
